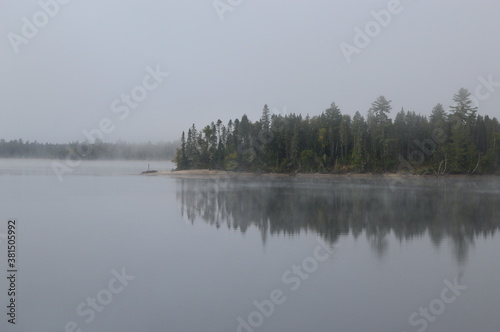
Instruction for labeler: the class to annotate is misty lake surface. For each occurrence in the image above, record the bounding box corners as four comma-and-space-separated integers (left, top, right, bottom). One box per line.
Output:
0, 159, 499, 332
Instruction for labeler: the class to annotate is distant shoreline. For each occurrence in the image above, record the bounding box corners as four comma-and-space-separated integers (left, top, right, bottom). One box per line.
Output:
141, 169, 498, 179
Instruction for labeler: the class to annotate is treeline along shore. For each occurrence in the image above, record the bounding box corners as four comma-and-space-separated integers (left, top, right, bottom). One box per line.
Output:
0, 139, 179, 160
174, 89, 500, 175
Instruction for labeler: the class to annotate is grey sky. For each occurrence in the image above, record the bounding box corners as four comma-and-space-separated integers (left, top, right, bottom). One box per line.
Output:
1, 0, 499, 143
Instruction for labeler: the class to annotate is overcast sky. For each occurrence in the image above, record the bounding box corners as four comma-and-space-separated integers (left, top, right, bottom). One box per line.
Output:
1, 0, 499, 143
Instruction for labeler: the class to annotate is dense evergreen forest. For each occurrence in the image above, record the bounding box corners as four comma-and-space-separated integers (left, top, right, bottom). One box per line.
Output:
174, 88, 500, 174
0, 139, 178, 160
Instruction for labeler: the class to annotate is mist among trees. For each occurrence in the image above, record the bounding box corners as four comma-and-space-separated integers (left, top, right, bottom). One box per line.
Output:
0, 139, 179, 160
175, 89, 500, 174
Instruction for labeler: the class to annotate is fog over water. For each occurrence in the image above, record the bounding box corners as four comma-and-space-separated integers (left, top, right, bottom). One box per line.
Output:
2, 0, 500, 331
1, 160, 499, 331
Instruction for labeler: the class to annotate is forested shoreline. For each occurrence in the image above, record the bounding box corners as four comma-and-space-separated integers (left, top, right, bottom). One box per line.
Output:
174, 89, 500, 174
0, 139, 178, 160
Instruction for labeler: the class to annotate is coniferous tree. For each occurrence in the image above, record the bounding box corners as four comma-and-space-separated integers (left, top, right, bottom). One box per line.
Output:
368, 96, 392, 170
430, 103, 447, 128
351, 112, 367, 171
174, 98, 499, 175
175, 131, 188, 170
448, 88, 479, 173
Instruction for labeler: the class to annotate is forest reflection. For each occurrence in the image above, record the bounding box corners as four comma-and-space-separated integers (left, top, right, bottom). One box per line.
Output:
176, 176, 500, 263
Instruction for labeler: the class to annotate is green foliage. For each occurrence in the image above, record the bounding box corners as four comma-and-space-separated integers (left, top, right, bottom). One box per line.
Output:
300, 150, 316, 172
174, 90, 500, 174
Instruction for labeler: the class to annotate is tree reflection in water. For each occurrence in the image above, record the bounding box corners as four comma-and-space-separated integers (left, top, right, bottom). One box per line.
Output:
176, 176, 500, 263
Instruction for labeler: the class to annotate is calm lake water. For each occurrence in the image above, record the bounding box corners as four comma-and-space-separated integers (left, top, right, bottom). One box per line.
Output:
0, 159, 499, 332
